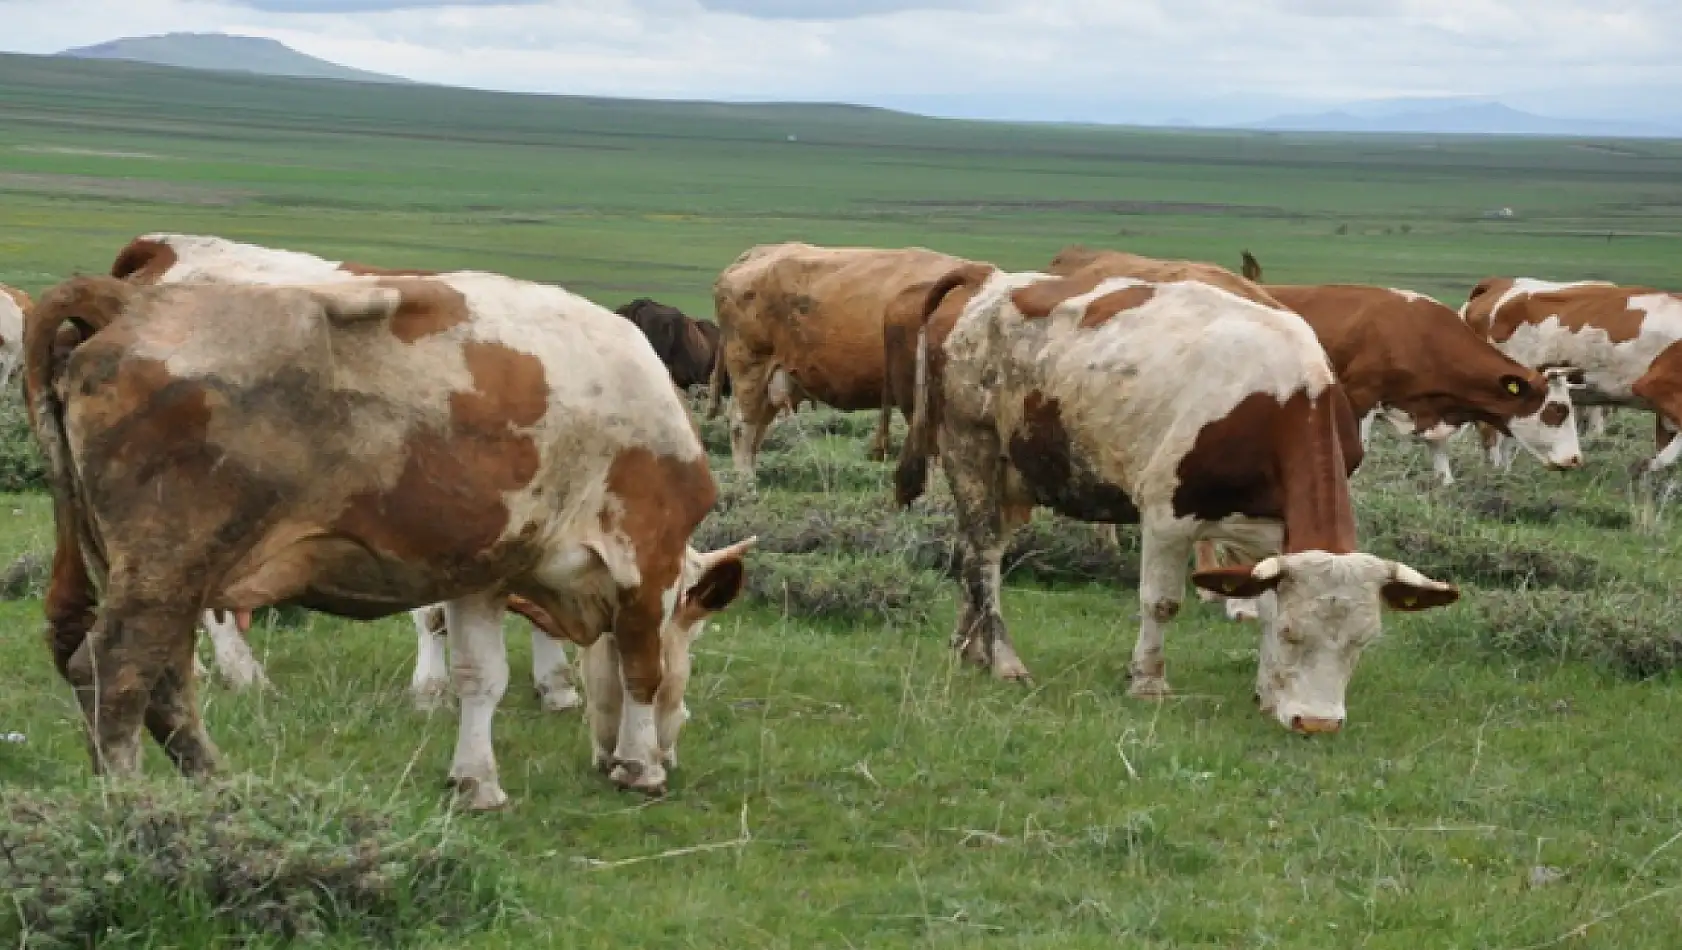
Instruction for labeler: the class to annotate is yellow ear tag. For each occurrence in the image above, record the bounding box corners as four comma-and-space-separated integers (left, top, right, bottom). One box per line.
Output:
1403, 595, 1418, 607
1506, 381, 1521, 394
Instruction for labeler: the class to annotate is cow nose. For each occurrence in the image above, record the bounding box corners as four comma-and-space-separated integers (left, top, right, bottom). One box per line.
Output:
1551, 455, 1583, 470
1290, 715, 1343, 735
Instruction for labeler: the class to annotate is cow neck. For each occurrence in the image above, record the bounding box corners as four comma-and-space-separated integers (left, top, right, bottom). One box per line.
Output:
1275, 389, 1357, 555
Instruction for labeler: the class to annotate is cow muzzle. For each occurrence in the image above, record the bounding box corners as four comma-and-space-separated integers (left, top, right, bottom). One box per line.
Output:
1546, 454, 1584, 471
1289, 714, 1343, 735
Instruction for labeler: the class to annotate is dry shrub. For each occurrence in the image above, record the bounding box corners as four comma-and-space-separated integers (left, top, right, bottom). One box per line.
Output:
1357, 492, 1605, 591
1471, 584, 1682, 679
0, 776, 510, 949
746, 552, 945, 626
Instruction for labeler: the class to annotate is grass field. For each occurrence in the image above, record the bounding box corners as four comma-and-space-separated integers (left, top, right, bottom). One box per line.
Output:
3, 53, 1682, 948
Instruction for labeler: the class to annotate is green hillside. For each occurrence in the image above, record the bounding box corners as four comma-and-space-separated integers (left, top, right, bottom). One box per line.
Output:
58, 32, 408, 84
4, 52, 1682, 948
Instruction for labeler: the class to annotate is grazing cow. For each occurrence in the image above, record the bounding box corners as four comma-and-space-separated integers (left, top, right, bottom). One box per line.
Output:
1260, 283, 1581, 484
25, 273, 752, 806
110, 232, 582, 709
1459, 277, 1682, 482
707, 242, 991, 478
894, 266, 1458, 733
614, 298, 727, 393
1, 284, 30, 390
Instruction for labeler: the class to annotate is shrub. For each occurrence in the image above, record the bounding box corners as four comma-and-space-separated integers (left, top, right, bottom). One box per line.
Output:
1470, 584, 1682, 679
0, 393, 46, 493
744, 552, 945, 627
0, 776, 511, 949
1357, 491, 1605, 591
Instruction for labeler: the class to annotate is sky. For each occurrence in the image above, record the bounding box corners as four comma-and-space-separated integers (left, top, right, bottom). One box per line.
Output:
2, 0, 1679, 127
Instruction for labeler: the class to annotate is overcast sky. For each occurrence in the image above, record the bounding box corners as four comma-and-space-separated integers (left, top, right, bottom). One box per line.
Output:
2, 0, 1678, 125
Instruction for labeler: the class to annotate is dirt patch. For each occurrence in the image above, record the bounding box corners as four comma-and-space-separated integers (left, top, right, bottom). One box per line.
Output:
0, 172, 252, 206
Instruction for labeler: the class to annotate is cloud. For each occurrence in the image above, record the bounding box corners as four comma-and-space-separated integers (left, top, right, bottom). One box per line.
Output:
0, 0, 1677, 126
696, 0, 987, 19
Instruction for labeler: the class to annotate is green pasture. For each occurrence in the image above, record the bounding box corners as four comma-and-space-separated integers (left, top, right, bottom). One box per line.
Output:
2, 53, 1682, 948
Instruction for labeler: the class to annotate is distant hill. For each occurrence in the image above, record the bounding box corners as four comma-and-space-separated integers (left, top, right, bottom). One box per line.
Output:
1252, 98, 1679, 138
58, 33, 410, 85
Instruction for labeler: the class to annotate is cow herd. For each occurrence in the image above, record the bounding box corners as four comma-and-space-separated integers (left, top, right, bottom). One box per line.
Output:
4, 231, 1680, 812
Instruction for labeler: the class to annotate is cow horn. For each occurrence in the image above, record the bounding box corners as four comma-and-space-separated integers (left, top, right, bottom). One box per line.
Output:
694, 536, 757, 569
1251, 556, 1284, 582
1389, 560, 1449, 590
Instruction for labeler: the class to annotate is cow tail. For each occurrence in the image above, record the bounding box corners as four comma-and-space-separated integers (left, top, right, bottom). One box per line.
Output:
24, 277, 133, 529
894, 266, 983, 507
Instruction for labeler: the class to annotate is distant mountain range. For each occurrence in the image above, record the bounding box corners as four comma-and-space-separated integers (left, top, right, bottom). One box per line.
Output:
46, 34, 1682, 139
1249, 97, 1681, 138
58, 33, 410, 85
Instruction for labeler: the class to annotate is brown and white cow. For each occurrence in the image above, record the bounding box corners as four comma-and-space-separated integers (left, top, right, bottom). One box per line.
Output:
110, 232, 584, 710
1460, 277, 1682, 486
1261, 283, 1582, 485
0, 283, 30, 390
615, 298, 726, 393
707, 242, 991, 478
894, 267, 1458, 733
26, 272, 751, 807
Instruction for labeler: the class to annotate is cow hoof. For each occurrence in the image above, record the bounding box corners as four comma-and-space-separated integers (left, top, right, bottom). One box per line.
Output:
447, 775, 510, 811
952, 636, 993, 669
536, 683, 583, 713
221, 666, 272, 693
609, 759, 668, 797
411, 678, 452, 712
1128, 677, 1172, 699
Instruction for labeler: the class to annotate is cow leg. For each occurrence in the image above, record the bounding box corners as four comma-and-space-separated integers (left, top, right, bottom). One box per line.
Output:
941, 431, 1032, 682
1426, 434, 1457, 486
1192, 539, 1222, 604
200, 609, 270, 691
725, 360, 780, 483
144, 613, 222, 777
1093, 523, 1120, 548
1129, 523, 1194, 699
1477, 423, 1511, 469
409, 605, 451, 711
607, 586, 672, 796
1358, 410, 1376, 447
71, 594, 201, 777
531, 625, 582, 713
868, 402, 893, 461
654, 612, 696, 770
443, 592, 510, 810
1583, 406, 1609, 440
582, 635, 623, 774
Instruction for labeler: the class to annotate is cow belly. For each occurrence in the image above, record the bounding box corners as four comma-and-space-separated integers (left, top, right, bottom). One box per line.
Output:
1006, 442, 1141, 524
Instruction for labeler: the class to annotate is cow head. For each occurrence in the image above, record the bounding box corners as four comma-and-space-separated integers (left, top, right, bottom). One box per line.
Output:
655, 536, 756, 760
1505, 367, 1584, 470
1192, 552, 1458, 734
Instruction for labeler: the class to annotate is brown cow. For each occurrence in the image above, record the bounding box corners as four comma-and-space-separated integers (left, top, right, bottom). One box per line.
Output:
1461, 277, 1682, 488
109, 231, 593, 709
615, 298, 726, 392
25, 272, 752, 807
1263, 283, 1580, 482
895, 265, 1458, 733
707, 242, 993, 479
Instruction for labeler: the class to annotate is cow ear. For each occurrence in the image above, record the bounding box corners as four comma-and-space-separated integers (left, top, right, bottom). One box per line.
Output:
685, 537, 755, 612
1380, 562, 1459, 611
1191, 560, 1284, 599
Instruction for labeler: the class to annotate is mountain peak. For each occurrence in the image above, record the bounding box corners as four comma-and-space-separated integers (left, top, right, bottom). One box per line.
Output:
57, 32, 409, 85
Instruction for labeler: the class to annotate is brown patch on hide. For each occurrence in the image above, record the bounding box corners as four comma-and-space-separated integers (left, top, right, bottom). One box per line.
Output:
381, 279, 472, 344
1010, 273, 1106, 320
1080, 285, 1156, 329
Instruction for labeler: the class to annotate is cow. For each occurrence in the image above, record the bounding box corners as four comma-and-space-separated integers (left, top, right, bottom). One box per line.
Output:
1, 283, 29, 390
24, 272, 753, 807
614, 298, 727, 393
1459, 277, 1682, 489
1260, 283, 1581, 485
109, 232, 583, 710
706, 242, 991, 479
894, 265, 1459, 734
